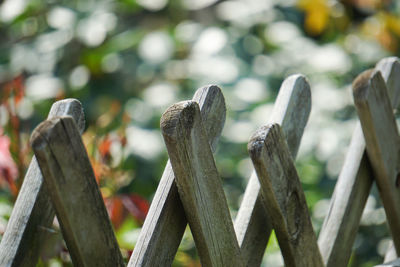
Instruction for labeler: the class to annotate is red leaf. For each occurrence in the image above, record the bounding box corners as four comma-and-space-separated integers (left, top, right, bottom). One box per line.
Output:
98, 136, 112, 159
0, 130, 19, 195
12, 75, 25, 105
121, 194, 149, 223
105, 197, 126, 229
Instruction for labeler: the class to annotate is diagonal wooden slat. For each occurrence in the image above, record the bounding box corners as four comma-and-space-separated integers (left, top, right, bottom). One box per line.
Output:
248, 123, 324, 267
160, 101, 244, 267
234, 74, 311, 266
385, 241, 398, 263
353, 69, 400, 253
318, 57, 400, 267
0, 99, 85, 267
129, 85, 226, 267
31, 116, 124, 267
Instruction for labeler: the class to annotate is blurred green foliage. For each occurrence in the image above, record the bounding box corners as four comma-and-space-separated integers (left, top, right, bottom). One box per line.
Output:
1, 0, 400, 266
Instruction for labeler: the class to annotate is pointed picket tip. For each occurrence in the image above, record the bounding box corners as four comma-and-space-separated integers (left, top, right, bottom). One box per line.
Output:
160, 100, 199, 140
271, 74, 311, 158
376, 57, 400, 83
352, 69, 382, 103
192, 85, 226, 151
247, 124, 272, 160
376, 57, 400, 108
30, 117, 64, 151
48, 98, 85, 133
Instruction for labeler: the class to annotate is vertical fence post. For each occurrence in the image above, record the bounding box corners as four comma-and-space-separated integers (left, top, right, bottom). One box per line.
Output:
31, 116, 124, 267
0, 99, 85, 267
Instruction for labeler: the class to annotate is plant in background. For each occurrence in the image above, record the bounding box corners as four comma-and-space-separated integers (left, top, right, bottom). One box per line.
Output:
0, 0, 399, 265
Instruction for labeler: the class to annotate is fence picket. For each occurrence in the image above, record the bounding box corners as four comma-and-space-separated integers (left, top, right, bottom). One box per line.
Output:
318, 57, 400, 267
0, 99, 85, 267
234, 74, 311, 266
129, 85, 226, 266
160, 101, 244, 267
31, 116, 124, 267
248, 123, 324, 267
3, 57, 400, 266
353, 70, 400, 253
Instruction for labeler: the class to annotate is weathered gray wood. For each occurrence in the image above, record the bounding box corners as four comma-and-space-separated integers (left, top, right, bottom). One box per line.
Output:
0, 99, 85, 267
248, 123, 324, 267
353, 69, 400, 253
129, 85, 226, 266
31, 116, 124, 267
318, 124, 373, 266
376, 57, 400, 106
385, 241, 398, 263
375, 258, 400, 267
318, 57, 400, 267
160, 101, 244, 267
234, 74, 311, 266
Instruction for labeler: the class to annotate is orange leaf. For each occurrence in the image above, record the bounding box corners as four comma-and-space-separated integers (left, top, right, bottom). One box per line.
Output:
0, 130, 19, 196
99, 136, 112, 159
105, 197, 126, 229
12, 75, 25, 105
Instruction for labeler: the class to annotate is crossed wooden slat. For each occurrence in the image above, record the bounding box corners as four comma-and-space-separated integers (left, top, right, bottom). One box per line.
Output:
0, 99, 85, 266
1, 57, 400, 266
319, 57, 400, 267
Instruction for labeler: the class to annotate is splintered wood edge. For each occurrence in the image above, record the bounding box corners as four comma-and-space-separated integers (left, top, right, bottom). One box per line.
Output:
248, 123, 286, 161
160, 100, 199, 140
49, 99, 85, 133
247, 124, 273, 160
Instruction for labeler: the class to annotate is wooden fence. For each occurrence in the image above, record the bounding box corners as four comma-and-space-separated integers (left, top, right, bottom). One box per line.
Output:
1, 57, 400, 267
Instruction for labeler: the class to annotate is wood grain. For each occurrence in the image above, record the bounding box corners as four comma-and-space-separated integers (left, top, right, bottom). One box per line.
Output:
129, 85, 225, 267
31, 116, 124, 267
248, 123, 324, 267
318, 124, 372, 266
0, 99, 85, 267
353, 69, 400, 253
161, 101, 244, 267
318, 57, 400, 267
234, 74, 311, 266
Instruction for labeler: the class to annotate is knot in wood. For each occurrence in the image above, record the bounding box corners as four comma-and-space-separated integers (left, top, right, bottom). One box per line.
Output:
286, 190, 301, 242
